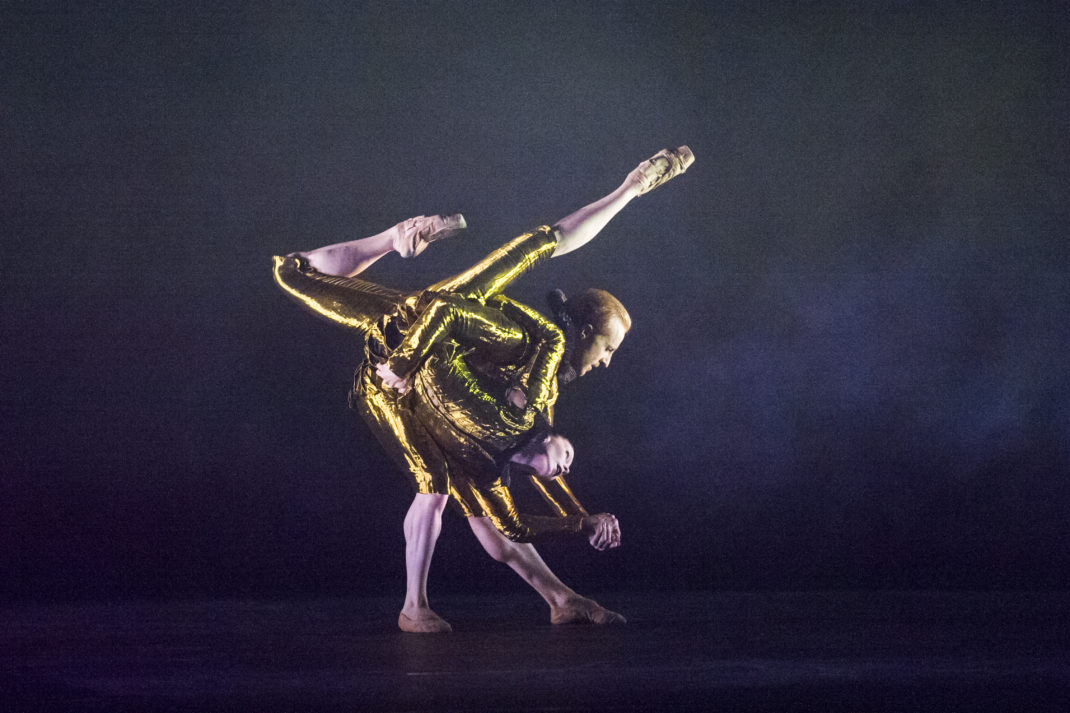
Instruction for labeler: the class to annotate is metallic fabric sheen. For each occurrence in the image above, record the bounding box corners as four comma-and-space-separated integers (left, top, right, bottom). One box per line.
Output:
273, 226, 587, 541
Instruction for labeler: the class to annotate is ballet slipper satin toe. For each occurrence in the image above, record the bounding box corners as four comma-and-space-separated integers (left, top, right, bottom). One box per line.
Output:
627, 146, 695, 196
398, 609, 453, 633
393, 213, 468, 258
550, 597, 627, 626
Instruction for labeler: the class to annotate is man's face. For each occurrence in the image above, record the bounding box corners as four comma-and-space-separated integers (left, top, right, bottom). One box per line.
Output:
570, 317, 628, 378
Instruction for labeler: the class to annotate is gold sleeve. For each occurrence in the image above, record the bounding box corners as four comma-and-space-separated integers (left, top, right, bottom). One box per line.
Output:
272, 255, 408, 332
455, 478, 585, 543
491, 296, 564, 415
426, 226, 558, 302
529, 475, 589, 518
386, 293, 527, 379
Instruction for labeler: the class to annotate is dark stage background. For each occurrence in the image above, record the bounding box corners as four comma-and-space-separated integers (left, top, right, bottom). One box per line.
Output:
2, 1, 1068, 601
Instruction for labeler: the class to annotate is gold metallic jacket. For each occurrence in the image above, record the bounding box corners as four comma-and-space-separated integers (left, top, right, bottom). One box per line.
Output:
272, 226, 587, 541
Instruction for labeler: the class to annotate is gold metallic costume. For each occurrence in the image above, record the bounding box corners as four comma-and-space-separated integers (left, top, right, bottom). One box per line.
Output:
272, 226, 587, 541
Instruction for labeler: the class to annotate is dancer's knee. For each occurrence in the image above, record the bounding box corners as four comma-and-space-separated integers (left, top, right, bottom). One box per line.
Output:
409, 493, 448, 516
404, 493, 448, 534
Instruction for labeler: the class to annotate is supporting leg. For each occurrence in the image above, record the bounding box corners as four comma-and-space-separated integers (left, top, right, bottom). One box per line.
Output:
467, 516, 577, 607
399, 493, 452, 633
468, 517, 626, 625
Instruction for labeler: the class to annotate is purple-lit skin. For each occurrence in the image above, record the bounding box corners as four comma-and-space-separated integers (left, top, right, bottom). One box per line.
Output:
505, 433, 617, 550
513, 434, 575, 479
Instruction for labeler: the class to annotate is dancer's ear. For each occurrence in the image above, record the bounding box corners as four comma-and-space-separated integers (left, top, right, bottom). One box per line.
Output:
579, 323, 594, 341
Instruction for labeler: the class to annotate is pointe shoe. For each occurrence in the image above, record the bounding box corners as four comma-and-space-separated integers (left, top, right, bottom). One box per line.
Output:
393, 213, 467, 258
550, 597, 627, 626
627, 146, 694, 196
398, 609, 453, 633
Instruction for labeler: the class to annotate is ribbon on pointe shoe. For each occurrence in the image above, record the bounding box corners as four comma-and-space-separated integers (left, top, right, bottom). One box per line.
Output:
628, 146, 695, 196
394, 213, 467, 258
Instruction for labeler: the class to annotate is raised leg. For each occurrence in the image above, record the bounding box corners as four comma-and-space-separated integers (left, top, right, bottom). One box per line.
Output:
551, 178, 641, 258
297, 214, 466, 277
299, 228, 396, 277
467, 516, 626, 625
399, 493, 453, 633
552, 146, 694, 257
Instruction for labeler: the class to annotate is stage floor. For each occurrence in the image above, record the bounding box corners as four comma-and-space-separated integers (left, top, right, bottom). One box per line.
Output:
2, 592, 1067, 712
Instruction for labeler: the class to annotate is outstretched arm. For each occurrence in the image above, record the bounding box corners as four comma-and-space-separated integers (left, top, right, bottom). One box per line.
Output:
528, 474, 620, 551
379, 294, 566, 423
384, 293, 527, 382
491, 296, 565, 415
463, 479, 583, 543
455, 478, 619, 549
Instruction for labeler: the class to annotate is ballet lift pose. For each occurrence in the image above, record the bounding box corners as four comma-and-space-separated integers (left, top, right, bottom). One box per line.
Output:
273, 147, 694, 632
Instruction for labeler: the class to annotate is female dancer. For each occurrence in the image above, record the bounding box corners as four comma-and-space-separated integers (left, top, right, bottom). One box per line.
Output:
273, 147, 693, 632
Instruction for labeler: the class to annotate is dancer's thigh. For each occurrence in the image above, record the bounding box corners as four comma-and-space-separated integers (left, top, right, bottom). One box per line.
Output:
352, 366, 450, 495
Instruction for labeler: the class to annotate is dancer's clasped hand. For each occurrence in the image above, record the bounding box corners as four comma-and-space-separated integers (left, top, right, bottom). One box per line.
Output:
505, 386, 527, 409
583, 513, 621, 551
376, 362, 411, 394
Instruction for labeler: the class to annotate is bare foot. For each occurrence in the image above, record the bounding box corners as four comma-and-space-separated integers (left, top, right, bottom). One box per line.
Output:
398, 608, 453, 633
550, 596, 626, 625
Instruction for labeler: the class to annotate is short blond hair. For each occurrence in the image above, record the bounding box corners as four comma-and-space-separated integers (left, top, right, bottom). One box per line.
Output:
548, 288, 631, 334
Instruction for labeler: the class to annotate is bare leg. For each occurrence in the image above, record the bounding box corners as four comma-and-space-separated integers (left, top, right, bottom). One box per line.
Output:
399, 493, 452, 633
297, 214, 467, 277
299, 230, 396, 277
552, 146, 694, 257
467, 516, 577, 607
468, 517, 626, 624
551, 178, 641, 258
